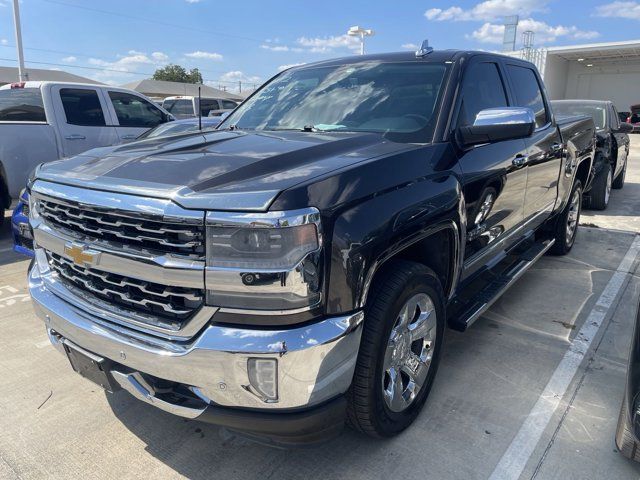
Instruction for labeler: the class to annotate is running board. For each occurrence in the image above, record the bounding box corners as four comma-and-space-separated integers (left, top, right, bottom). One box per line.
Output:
449, 239, 555, 332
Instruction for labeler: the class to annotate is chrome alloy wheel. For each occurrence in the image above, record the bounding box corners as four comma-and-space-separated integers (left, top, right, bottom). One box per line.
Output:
605, 168, 612, 205
566, 189, 581, 245
382, 293, 437, 413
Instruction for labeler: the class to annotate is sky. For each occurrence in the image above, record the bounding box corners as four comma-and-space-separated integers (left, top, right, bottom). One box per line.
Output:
1, 0, 640, 92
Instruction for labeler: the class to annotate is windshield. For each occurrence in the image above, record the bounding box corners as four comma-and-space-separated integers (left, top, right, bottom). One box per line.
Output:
553, 103, 606, 130
220, 61, 448, 142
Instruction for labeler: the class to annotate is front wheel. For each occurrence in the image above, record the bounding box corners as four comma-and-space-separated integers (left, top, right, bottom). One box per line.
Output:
550, 180, 582, 256
347, 260, 445, 438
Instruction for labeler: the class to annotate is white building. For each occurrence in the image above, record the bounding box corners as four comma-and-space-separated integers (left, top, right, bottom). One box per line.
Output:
515, 40, 640, 112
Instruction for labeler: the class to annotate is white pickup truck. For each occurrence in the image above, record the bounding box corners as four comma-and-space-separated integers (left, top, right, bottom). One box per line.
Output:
0, 81, 172, 219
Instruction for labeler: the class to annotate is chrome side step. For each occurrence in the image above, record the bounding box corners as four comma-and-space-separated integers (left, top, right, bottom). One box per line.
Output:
450, 239, 555, 331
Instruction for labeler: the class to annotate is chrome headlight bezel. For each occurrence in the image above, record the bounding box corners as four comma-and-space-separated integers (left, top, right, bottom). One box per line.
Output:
204, 207, 324, 313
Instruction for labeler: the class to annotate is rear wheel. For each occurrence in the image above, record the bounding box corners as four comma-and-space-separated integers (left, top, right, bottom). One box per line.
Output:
550, 180, 582, 256
347, 260, 445, 438
613, 160, 627, 189
588, 164, 612, 210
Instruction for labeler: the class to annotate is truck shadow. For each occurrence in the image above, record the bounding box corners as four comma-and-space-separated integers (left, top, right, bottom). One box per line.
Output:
0, 215, 25, 267
105, 392, 393, 480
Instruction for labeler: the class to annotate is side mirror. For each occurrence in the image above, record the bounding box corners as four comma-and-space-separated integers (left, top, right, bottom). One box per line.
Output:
617, 122, 633, 134
458, 107, 536, 146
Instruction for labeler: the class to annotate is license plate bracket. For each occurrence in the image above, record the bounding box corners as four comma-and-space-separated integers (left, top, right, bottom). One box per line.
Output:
64, 342, 119, 393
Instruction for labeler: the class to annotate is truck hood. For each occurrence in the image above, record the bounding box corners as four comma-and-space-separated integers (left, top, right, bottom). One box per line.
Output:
34, 130, 414, 211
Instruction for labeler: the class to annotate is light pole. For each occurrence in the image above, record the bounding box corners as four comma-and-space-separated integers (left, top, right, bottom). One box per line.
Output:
12, 0, 28, 82
347, 26, 374, 55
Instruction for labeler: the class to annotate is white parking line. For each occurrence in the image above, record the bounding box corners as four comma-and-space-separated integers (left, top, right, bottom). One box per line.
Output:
489, 235, 640, 480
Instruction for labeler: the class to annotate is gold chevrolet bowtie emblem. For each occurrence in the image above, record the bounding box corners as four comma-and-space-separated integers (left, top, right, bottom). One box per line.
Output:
64, 243, 101, 267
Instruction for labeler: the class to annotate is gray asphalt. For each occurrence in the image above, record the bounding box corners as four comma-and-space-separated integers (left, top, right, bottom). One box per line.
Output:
1, 138, 639, 480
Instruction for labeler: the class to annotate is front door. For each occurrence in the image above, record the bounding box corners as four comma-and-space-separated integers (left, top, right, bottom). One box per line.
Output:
455, 59, 528, 276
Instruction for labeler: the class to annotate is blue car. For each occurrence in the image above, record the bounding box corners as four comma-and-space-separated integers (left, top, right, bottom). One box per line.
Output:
11, 188, 33, 257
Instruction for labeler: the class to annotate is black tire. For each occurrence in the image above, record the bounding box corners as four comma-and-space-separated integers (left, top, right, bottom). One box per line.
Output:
0, 206, 4, 227
347, 260, 445, 438
550, 180, 582, 256
588, 164, 612, 211
613, 160, 626, 189
241, 273, 256, 285
616, 391, 640, 461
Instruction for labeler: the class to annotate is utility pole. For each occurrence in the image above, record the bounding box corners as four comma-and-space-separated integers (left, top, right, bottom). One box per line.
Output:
238, 80, 242, 93
12, 0, 28, 82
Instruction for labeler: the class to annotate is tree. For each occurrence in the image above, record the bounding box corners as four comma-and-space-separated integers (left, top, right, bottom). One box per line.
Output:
152, 64, 203, 84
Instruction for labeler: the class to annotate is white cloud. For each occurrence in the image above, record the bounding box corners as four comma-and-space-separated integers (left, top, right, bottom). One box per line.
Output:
261, 44, 297, 52
62, 56, 77, 63
401, 43, 419, 50
468, 18, 599, 44
151, 51, 169, 61
296, 34, 360, 53
185, 50, 223, 61
218, 70, 261, 84
426, 0, 548, 21
0, 38, 7, 45
278, 62, 306, 71
595, 1, 640, 19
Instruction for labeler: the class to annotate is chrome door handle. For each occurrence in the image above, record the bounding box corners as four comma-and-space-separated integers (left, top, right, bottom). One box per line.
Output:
64, 134, 86, 140
512, 155, 528, 168
551, 142, 564, 153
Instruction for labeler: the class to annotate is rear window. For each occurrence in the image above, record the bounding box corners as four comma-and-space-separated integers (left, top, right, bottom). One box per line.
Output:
0, 88, 46, 122
164, 99, 193, 116
552, 103, 606, 130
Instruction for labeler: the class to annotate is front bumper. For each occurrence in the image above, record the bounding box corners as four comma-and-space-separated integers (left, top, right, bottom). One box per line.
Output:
29, 264, 363, 439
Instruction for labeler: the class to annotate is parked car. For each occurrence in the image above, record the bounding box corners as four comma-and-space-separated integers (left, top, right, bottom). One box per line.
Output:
552, 100, 631, 210
162, 96, 238, 119
136, 117, 222, 140
11, 188, 32, 257
627, 105, 640, 132
27, 49, 595, 445
0, 81, 172, 223
616, 299, 640, 461
619, 111, 631, 124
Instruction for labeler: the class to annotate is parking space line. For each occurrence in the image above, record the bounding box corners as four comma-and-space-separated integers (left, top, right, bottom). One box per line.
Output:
489, 235, 640, 480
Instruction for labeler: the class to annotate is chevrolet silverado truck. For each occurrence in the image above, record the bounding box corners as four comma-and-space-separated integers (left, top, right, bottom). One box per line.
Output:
27, 48, 595, 445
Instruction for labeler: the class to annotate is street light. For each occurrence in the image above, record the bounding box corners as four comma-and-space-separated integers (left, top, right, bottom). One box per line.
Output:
348, 26, 374, 55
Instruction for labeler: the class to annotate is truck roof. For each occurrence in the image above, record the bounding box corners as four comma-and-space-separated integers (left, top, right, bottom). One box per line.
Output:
0, 80, 112, 90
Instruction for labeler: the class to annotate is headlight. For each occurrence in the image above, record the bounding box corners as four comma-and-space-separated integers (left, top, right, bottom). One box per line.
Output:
205, 208, 323, 312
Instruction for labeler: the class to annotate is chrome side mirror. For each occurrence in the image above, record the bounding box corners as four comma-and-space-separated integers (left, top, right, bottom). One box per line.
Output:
459, 107, 536, 146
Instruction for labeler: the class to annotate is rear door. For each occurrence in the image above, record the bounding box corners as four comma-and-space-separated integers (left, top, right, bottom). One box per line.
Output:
105, 90, 168, 142
51, 85, 118, 157
505, 63, 563, 225
455, 58, 529, 273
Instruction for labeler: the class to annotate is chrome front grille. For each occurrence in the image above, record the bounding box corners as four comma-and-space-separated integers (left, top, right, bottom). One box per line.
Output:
38, 198, 204, 258
49, 253, 203, 320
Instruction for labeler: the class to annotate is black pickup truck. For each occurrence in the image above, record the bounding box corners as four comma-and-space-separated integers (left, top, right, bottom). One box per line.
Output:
27, 48, 595, 444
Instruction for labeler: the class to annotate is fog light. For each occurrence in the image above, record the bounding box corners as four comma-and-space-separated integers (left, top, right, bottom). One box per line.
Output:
247, 358, 278, 402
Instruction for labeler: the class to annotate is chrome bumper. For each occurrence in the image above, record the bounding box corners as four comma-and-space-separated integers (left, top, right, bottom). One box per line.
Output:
29, 264, 363, 411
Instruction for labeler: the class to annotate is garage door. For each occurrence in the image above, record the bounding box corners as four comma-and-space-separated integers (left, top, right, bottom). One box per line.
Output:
575, 70, 640, 111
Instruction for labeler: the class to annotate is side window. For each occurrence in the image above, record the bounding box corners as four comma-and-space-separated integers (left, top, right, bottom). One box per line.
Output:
458, 62, 508, 127
108, 91, 165, 127
611, 105, 620, 130
0, 88, 47, 122
222, 100, 238, 109
506, 65, 548, 128
200, 99, 220, 116
60, 88, 106, 126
